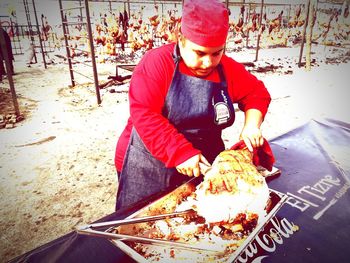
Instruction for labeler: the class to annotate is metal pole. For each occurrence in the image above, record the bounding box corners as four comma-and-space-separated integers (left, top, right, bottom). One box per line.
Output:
23, 0, 37, 63
9, 16, 21, 55
109, 0, 112, 13
287, 4, 291, 25
84, 0, 101, 105
223, 0, 229, 53
255, 0, 264, 62
16, 26, 23, 54
305, 0, 317, 71
127, 0, 130, 17
79, 0, 83, 24
32, 0, 47, 69
298, 0, 310, 67
0, 25, 20, 117
242, 0, 246, 23
161, 3, 163, 23
58, 0, 75, 87
246, 3, 251, 48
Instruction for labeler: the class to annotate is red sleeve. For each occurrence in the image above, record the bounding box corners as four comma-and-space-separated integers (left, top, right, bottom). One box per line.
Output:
128, 45, 200, 168
222, 55, 271, 118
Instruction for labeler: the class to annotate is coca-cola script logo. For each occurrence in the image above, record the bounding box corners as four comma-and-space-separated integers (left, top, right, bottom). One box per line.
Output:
236, 216, 299, 263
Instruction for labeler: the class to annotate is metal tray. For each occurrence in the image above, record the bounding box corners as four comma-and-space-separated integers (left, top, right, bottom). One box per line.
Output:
109, 178, 287, 262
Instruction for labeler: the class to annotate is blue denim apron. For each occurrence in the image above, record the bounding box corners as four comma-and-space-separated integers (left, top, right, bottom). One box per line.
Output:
116, 45, 235, 211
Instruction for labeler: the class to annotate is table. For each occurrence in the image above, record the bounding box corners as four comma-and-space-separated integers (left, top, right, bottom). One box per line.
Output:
10, 118, 350, 263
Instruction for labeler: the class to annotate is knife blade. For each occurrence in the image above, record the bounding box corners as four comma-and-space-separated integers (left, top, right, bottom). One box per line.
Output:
199, 162, 212, 176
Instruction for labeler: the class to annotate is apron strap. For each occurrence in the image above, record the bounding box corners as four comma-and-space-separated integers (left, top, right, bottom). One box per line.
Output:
169, 44, 181, 85
172, 44, 181, 65
217, 64, 228, 90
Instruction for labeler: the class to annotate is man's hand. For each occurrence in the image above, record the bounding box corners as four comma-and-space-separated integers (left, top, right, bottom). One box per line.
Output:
176, 154, 211, 177
240, 125, 264, 152
240, 109, 264, 152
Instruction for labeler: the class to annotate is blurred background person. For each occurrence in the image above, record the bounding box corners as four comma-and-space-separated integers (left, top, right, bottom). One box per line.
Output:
0, 27, 14, 79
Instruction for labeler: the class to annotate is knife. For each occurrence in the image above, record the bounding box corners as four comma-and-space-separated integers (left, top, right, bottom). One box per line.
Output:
199, 162, 212, 176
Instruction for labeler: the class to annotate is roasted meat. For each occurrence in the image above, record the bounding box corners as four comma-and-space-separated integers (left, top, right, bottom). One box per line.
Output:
178, 148, 270, 224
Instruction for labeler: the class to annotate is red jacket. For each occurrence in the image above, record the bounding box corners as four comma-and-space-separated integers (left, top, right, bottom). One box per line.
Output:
115, 43, 271, 171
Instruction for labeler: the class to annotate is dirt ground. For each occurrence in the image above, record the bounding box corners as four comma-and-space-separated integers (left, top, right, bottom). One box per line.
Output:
0, 44, 349, 262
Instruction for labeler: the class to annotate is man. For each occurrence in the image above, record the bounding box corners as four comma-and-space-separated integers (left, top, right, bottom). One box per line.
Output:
0, 27, 14, 79
114, 0, 271, 211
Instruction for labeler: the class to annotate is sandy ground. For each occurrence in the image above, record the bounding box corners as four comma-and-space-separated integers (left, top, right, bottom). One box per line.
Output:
0, 44, 349, 262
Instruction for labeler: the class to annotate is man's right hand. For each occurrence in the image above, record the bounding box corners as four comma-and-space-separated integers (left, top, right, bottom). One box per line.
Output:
176, 154, 211, 177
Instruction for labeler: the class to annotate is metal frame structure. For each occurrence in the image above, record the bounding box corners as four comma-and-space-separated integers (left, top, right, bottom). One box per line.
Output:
0, 15, 24, 56
1, 2, 60, 57
23, 0, 47, 68
59, 0, 101, 104
58, 0, 184, 105
56, 0, 348, 105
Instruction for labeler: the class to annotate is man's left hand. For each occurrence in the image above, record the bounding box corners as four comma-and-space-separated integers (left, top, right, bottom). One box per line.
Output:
240, 125, 264, 152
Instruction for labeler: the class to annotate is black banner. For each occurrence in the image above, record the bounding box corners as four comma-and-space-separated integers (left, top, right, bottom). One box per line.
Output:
10, 118, 350, 263
237, 118, 350, 263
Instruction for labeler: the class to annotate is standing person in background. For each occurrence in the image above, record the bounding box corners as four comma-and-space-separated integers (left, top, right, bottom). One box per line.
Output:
0, 27, 14, 80
114, 0, 271, 211
24, 39, 36, 67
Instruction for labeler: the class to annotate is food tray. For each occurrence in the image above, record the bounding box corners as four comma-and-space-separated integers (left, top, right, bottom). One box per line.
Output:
108, 178, 287, 262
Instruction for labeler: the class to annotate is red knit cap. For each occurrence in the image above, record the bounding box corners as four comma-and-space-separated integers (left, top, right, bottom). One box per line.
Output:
181, 0, 229, 47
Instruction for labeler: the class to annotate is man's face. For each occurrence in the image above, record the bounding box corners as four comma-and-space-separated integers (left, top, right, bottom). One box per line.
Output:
179, 36, 225, 78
